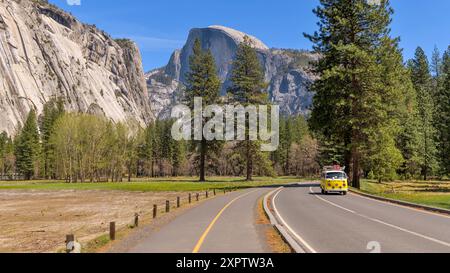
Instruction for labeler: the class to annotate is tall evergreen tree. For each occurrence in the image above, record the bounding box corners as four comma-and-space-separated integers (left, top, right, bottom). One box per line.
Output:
305, 0, 409, 187
436, 47, 450, 176
185, 39, 222, 182
228, 36, 271, 181
15, 110, 41, 180
171, 138, 186, 177
272, 116, 309, 175
40, 98, 65, 178
144, 121, 158, 177
0, 132, 7, 162
0, 132, 15, 178
370, 37, 416, 181
273, 118, 293, 174
396, 90, 422, 179
408, 47, 439, 180
431, 46, 443, 78
0, 132, 8, 177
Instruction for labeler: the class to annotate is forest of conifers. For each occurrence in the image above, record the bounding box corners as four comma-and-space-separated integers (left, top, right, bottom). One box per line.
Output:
0, 1, 449, 188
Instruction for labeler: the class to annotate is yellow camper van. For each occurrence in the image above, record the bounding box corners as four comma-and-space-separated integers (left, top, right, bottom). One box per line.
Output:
321, 166, 349, 195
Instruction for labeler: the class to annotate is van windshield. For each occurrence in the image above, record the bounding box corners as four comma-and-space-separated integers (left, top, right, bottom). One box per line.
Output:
326, 172, 346, 180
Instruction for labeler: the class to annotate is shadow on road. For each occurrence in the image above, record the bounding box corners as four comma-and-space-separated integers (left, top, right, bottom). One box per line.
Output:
277, 183, 344, 196
257, 182, 319, 190
284, 183, 319, 189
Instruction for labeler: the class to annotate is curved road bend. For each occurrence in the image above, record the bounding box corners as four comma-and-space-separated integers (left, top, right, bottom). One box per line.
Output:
273, 183, 450, 253
129, 188, 274, 253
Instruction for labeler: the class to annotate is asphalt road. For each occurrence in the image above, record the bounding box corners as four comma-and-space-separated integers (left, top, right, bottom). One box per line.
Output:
129, 188, 273, 253
272, 183, 450, 253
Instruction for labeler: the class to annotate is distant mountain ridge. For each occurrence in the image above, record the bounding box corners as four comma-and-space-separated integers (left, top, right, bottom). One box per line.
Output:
147, 25, 319, 118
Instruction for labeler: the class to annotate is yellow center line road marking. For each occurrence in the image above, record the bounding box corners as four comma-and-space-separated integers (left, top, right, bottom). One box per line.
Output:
192, 189, 260, 253
309, 187, 450, 249
272, 188, 317, 253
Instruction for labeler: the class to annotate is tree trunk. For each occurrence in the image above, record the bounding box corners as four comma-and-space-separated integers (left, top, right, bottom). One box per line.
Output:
151, 160, 155, 178
128, 163, 132, 182
159, 159, 164, 177
246, 140, 253, 181
199, 139, 206, 182
285, 146, 290, 175
351, 147, 361, 189
424, 129, 428, 181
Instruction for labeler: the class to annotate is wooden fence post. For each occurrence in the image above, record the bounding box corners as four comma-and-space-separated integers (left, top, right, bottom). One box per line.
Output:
134, 213, 139, 227
206, 191, 209, 199
65, 234, 74, 253
166, 200, 170, 213
110, 222, 116, 241
189, 193, 192, 204
177, 197, 181, 208
196, 193, 199, 202
153, 205, 157, 219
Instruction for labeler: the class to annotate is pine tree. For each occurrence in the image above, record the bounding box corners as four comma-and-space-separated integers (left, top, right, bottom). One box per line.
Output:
272, 118, 291, 174
397, 96, 422, 179
431, 46, 443, 78
0, 132, 6, 159
171, 138, 186, 177
185, 39, 222, 182
40, 98, 65, 179
228, 36, 270, 181
306, 0, 407, 187
0, 132, 8, 177
0, 132, 14, 178
436, 47, 450, 176
15, 110, 41, 180
143, 122, 157, 177
271, 116, 310, 175
272, 116, 309, 175
153, 121, 164, 177
408, 47, 439, 180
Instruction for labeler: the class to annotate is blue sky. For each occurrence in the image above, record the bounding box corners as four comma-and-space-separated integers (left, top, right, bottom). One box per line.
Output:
49, 0, 450, 72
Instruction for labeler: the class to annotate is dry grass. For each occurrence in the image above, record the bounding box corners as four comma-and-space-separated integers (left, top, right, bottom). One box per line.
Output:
0, 190, 196, 253
256, 197, 292, 253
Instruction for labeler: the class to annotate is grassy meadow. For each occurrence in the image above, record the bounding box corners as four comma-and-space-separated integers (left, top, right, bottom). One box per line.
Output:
359, 180, 450, 210
0, 176, 305, 192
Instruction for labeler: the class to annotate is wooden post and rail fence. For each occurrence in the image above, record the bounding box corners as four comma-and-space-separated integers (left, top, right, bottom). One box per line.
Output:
65, 187, 240, 252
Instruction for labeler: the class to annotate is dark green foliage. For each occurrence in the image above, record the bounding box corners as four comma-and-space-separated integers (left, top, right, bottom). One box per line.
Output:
143, 119, 187, 178
15, 110, 41, 180
0, 132, 8, 162
305, 0, 410, 187
431, 46, 443, 78
228, 37, 273, 181
436, 47, 450, 176
185, 39, 222, 182
408, 47, 439, 180
0, 132, 14, 178
40, 98, 65, 178
272, 116, 309, 174
228, 37, 268, 105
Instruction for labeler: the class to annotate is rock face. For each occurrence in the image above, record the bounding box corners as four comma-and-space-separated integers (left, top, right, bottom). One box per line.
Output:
147, 25, 318, 118
0, 0, 153, 136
